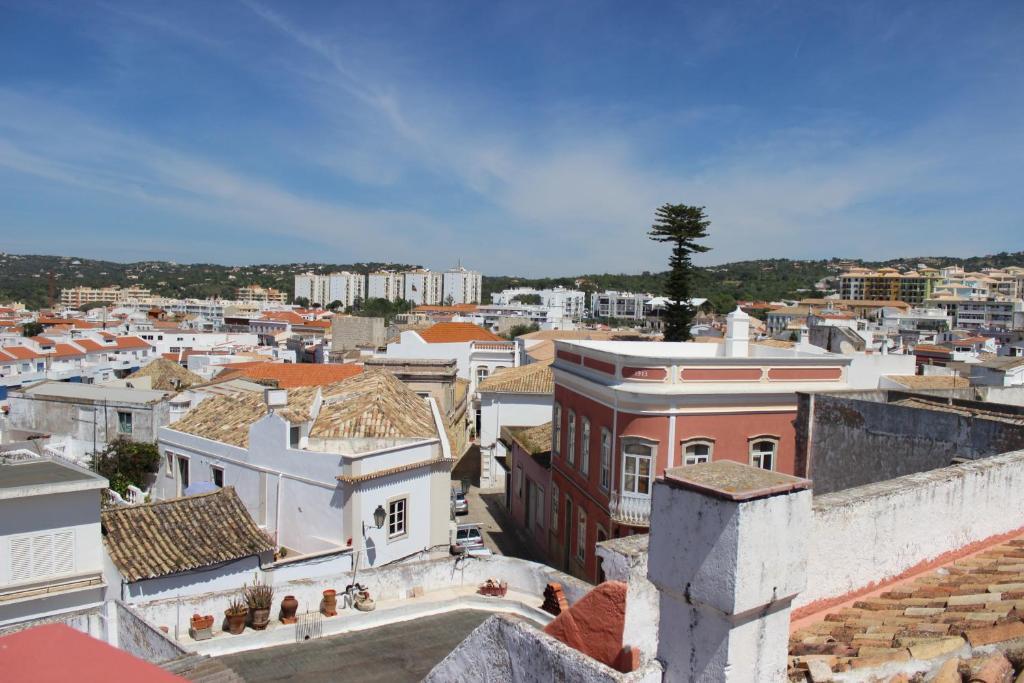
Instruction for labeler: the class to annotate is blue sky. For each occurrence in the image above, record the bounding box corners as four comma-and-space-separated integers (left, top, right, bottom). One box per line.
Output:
0, 1, 1021, 275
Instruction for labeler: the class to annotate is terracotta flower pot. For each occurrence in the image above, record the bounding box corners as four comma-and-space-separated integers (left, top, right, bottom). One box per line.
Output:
280, 595, 299, 624
250, 607, 271, 630
322, 589, 337, 617
225, 610, 247, 635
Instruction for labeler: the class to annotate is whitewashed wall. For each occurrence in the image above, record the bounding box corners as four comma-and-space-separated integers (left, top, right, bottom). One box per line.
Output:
797, 449, 1024, 609
478, 392, 553, 489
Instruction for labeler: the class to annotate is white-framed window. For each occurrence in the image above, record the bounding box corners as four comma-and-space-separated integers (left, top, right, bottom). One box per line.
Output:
211, 465, 224, 488
388, 497, 408, 539
534, 485, 545, 531
551, 483, 559, 532
9, 529, 75, 583
177, 456, 190, 491
750, 438, 778, 471
165, 451, 174, 477
622, 440, 655, 496
552, 403, 562, 457
599, 428, 611, 491
117, 411, 133, 434
683, 439, 713, 466
581, 417, 591, 476
567, 411, 576, 466
576, 507, 587, 562
476, 366, 489, 384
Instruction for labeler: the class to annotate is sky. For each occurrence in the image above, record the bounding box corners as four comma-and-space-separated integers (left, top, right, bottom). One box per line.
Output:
0, 1, 1022, 276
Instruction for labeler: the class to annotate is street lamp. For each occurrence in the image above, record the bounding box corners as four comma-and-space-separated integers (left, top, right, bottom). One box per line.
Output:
362, 504, 387, 535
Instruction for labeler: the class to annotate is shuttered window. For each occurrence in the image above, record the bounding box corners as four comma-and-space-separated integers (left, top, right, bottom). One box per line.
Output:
9, 530, 75, 583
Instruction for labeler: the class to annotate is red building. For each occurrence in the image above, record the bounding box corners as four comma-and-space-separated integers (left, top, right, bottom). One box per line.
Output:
549, 309, 853, 582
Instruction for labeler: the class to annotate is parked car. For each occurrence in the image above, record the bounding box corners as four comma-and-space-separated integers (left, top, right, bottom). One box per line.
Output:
455, 523, 485, 552
452, 489, 468, 515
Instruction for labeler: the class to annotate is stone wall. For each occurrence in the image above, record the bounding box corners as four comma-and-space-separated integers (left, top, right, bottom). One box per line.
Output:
795, 449, 1024, 611
115, 600, 188, 663
795, 391, 1024, 494
332, 316, 385, 351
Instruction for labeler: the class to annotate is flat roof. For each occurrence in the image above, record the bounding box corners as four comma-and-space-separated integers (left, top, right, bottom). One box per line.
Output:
16, 381, 170, 404
560, 339, 838, 361
0, 459, 107, 499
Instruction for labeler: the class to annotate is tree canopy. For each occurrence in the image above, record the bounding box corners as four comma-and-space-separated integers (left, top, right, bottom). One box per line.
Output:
648, 203, 711, 341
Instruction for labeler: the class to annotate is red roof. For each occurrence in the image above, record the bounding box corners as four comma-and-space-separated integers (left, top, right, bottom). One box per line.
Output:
0, 624, 185, 683
219, 362, 363, 388
53, 343, 86, 358
259, 311, 306, 325
418, 322, 503, 344
0, 346, 38, 360
75, 339, 107, 352
413, 304, 479, 314
112, 336, 153, 350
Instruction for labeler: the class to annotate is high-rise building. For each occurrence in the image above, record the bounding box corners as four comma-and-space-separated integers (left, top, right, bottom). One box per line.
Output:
235, 285, 288, 303
441, 267, 482, 305
293, 272, 365, 308
367, 271, 405, 302
60, 286, 152, 307
403, 270, 444, 306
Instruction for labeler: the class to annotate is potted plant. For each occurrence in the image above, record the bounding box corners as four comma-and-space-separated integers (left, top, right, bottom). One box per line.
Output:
189, 613, 215, 640
224, 598, 248, 635
244, 575, 274, 630
354, 587, 375, 612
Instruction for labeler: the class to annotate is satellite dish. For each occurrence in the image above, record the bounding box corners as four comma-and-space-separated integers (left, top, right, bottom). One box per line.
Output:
839, 341, 855, 354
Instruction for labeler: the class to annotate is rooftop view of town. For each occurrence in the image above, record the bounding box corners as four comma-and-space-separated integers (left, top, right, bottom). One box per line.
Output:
1, 2, 1023, 682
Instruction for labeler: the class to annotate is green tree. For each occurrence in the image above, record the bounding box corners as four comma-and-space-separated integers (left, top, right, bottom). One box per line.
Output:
648, 203, 711, 341
510, 293, 542, 305
293, 296, 310, 308
91, 438, 161, 495
22, 321, 44, 337
327, 300, 344, 311
504, 323, 540, 339
444, 294, 455, 307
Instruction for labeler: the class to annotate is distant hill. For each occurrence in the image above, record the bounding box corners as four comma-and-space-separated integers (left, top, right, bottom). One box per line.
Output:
2, 251, 1023, 312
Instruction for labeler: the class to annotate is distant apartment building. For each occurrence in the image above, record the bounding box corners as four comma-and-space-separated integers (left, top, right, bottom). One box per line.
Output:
838, 267, 942, 305
367, 271, 404, 302
492, 287, 587, 321
293, 272, 365, 308
403, 270, 444, 306
441, 267, 483, 305
925, 295, 1023, 330
591, 291, 652, 320
60, 286, 152, 308
235, 285, 287, 303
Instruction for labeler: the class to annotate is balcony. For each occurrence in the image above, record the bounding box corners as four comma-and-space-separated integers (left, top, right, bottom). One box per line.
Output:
609, 491, 651, 527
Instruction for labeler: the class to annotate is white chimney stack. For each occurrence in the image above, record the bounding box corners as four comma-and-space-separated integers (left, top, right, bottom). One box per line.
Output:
724, 307, 750, 358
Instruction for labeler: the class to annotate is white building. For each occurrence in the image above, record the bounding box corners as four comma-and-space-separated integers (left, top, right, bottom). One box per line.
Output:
403, 270, 444, 306
926, 295, 1022, 330
491, 287, 587, 321
128, 328, 259, 357
367, 271, 405, 302
592, 291, 653, 320
477, 362, 554, 490
156, 372, 454, 568
294, 272, 365, 308
383, 322, 520, 396
0, 455, 108, 628
442, 267, 483, 305
970, 357, 1024, 387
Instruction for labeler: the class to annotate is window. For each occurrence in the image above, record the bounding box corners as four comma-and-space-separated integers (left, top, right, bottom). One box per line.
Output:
212, 466, 224, 488
576, 508, 587, 562
750, 438, 777, 471
289, 425, 301, 448
581, 418, 591, 476
567, 411, 576, 466
683, 440, 713, 465
9, 530, 75, 583
622, 441, 655, 495
515, 466, 523, 499
388, 498, 407, 538
551, 484, 559, 532
169, 346, 181, 353
599, 429, 612, 491
534, 485, 545, 531
177, 456, 190, 490
165, 452, 174, 477
476, 366, 489, 384
117, 411, 133, 434
552, 403, 562, 457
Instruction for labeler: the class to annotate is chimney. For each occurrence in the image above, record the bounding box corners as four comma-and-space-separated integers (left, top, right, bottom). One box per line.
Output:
647, 461, 811, 682
724, 307, 750, 357
264, 388, 288, 413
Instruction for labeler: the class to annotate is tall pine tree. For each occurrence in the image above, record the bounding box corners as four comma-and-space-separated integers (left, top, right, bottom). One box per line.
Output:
648, 203, 711, 341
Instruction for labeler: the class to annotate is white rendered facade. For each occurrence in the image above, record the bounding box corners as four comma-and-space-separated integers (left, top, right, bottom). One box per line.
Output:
384, 331, 520, 396
491, 287, 587, 321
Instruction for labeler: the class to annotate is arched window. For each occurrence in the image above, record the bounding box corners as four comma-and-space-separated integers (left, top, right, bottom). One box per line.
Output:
622, 439, 655, 495
581, 418, 591, 476
599, 429, 612, 490
552, 403, 562, 457
567, 411, 577, 466
682, 439, 713, 466
749, 438, 778, 471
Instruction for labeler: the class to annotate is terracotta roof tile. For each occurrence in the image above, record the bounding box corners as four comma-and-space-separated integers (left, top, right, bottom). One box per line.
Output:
126, 358, 205, 390
418, 322, 503, 344
478, 362, 553, 395
218, 363, 362, 389
101, 487, 273, 582
311, 371, 437, 440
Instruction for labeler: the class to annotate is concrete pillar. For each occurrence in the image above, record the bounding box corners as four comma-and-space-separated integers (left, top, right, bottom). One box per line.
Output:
647, 461, 812, 682
724, 307, 750, 358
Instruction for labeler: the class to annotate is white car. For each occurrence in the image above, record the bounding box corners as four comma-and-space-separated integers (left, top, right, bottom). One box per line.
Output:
455, 524, 485, 552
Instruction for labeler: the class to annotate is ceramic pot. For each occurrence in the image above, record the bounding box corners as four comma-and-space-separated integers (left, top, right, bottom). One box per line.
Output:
322, 589, 337, 616
225, 610, 247, 635
280, 595, 299, 624
250, 607, 271, 630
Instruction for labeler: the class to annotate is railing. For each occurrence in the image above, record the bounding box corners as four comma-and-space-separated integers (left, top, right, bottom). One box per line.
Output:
608, 491, 651, 527
126, 485, 146, 505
